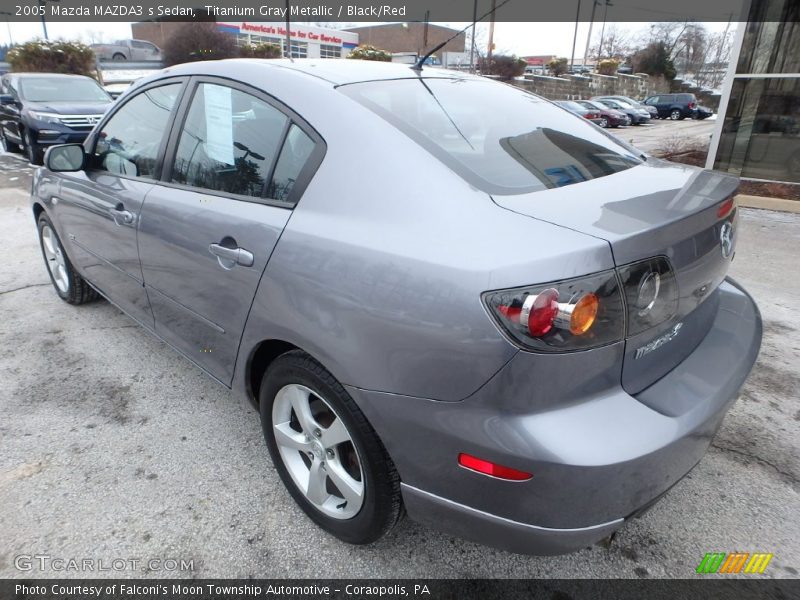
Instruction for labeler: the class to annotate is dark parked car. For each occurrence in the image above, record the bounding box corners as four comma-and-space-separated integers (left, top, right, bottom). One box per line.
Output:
593, 95, 658, 120
32, 60, 760, 555
553, 100, 604, 126
695, 105, 714, 120
575, 99, 630, 128
0, 73, 112, 164
594, 97, 651, 125
644, 93, 700, 120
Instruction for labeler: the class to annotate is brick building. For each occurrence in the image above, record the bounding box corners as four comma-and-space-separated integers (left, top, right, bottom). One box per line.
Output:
344, 23, 465, 57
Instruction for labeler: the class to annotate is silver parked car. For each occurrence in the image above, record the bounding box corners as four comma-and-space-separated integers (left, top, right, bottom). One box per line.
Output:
32, 60, 761, 555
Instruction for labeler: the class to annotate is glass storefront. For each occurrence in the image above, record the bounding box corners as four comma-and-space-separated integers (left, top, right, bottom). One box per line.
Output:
713, 0, 800, 183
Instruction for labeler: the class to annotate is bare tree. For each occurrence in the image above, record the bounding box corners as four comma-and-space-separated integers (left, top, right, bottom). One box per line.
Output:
589, 24, 632, 62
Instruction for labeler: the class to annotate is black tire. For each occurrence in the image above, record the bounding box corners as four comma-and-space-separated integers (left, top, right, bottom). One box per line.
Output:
670, 108, 683, 120
37, 213, 99, 305
112, 53, 126, 61
260, 350, 403, 544
23, 129, 43, 165
598, 117, 608, 128
0, 128, 20, 152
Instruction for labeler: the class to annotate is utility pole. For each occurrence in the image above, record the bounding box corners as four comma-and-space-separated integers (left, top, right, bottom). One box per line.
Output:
469, 0, 477, 73
570, 0, 582, 72
582, 0, 599, 71
597, 1, 611, 67
487, 0, 496, 63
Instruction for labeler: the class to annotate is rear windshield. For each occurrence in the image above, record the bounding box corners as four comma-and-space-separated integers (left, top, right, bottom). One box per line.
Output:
340, 78, 641, 194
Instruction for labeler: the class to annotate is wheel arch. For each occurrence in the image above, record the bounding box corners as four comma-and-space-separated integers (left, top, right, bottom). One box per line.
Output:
244, 338, 300, 408
32, 201, 45, 222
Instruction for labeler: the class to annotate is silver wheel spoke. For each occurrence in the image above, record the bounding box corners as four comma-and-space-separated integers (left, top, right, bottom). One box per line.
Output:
288, 386, 318, 435
273, 422, 312, 453
305, 460, 328, 505
326, 458, 363, 506
321, 417, 349, 448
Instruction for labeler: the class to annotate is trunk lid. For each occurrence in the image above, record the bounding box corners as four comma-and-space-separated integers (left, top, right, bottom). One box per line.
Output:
491, 160, 740, 395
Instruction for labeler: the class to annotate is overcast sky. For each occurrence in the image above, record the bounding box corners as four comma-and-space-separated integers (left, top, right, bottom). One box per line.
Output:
0, 20, 737, 59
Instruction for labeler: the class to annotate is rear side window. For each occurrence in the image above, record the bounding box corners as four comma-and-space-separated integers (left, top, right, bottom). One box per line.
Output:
341, 78, 641, 194
171, 83, 289, 199
267, 124, 315, 203
94, 83, 181, 179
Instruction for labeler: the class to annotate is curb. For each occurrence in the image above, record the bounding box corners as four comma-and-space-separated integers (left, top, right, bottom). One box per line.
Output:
736, 194, 800, 214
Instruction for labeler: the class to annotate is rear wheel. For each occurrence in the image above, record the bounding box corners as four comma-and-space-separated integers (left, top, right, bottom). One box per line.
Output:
260, 351, 402, 544
37, 214, 98, 304
598, 117, 608, 128
670, 109, 682, 120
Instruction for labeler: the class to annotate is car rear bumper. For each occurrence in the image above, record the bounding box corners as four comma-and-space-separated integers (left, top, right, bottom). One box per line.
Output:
348, 278, 761, 554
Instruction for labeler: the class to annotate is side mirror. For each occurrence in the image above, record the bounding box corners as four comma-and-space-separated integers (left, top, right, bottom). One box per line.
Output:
45, 144, 85, 172
0, 94, 15, 105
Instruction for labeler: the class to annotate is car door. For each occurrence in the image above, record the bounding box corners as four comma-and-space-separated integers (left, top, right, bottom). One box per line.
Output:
137, 78, 322, 384
0, 77, 23, 145
53, 79, 186, 328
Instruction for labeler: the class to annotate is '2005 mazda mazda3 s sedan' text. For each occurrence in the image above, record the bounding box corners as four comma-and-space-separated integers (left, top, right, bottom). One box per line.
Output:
31, 59, 761, 554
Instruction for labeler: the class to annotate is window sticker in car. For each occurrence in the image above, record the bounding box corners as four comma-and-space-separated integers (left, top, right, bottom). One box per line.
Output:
203, 84, 234, 165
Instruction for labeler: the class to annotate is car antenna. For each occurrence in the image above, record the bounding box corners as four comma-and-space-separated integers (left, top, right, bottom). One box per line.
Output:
284, 0, 293, 62
411, 0, 513, 72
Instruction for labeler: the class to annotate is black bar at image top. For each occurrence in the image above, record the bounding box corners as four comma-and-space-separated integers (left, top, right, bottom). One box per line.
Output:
0, 0, 796, 23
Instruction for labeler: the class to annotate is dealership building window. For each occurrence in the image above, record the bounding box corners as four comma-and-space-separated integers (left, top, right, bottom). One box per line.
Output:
320, 44, 341, 59
709, 0, 800, 183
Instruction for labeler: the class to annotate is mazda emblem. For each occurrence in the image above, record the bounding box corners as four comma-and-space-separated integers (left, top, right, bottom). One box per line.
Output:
720, 222, 734, 258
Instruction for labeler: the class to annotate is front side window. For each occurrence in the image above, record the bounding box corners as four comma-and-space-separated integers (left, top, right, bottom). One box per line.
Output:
94, 83, 182, 179
171, 83, 289, 199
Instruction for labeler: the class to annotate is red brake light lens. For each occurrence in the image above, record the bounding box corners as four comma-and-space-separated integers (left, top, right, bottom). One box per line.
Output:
717, 196, 735, 219
485, 271, 625, 352
458, 453, 532, 481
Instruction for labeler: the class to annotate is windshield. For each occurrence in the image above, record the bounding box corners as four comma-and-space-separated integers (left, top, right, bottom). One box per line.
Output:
340, 78, 641, 194
19, 77, 110, 103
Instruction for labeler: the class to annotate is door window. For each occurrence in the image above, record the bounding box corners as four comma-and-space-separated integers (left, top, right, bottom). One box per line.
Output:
171, 83, 301, 200
93, 83, 182, 179
267, 124, 315, 203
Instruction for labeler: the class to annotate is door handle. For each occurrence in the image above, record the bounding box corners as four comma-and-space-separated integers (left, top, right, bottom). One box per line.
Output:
109, 206, 134, 225
209, 242, 254, 267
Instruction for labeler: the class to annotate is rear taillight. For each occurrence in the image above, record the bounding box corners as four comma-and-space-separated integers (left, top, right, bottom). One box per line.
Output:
483, 271, 624, 352
617, 257, 679, 337
689, 102, 696, 108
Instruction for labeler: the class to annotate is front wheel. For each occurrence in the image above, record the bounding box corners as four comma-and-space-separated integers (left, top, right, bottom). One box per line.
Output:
24, 130, 43, 165
112, 53, 126, 61
1, 128, 20, 152
260, 351, 403, 544
37, 214, 99, 304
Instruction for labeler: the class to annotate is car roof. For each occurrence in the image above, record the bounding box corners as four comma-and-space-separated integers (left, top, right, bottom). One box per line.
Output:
162, 58, 482, 86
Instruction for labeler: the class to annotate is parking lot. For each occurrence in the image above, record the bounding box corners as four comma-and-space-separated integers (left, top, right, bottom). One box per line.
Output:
607, 115, 717, 153
0, 146, 798, 579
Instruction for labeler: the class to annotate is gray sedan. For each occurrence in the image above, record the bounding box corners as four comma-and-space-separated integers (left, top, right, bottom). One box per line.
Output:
31, 59, 761, 555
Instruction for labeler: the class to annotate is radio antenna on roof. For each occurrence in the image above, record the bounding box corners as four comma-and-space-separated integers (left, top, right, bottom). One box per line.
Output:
285, 0, 293, 61
411, 0, 513, 72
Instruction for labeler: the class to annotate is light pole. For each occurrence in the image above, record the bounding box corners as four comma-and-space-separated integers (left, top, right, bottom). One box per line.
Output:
582, 0, 600, 71
570, 0, 582, 72
596, 1, 612, 67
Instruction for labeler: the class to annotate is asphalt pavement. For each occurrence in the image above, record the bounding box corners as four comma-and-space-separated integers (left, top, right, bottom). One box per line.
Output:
0, 150, 798, 579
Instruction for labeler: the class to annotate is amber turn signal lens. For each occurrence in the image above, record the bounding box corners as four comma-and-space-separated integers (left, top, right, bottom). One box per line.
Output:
569, 293, 599, 335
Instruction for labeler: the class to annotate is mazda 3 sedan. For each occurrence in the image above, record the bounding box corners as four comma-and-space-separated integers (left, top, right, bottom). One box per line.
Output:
32, 60, 761, 554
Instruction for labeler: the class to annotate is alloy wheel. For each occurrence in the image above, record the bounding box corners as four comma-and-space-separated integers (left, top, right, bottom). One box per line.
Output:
598, 118, 608, 128
272, 383, 364, 519
41, 224, 69, 293
670, 109, 681, 120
